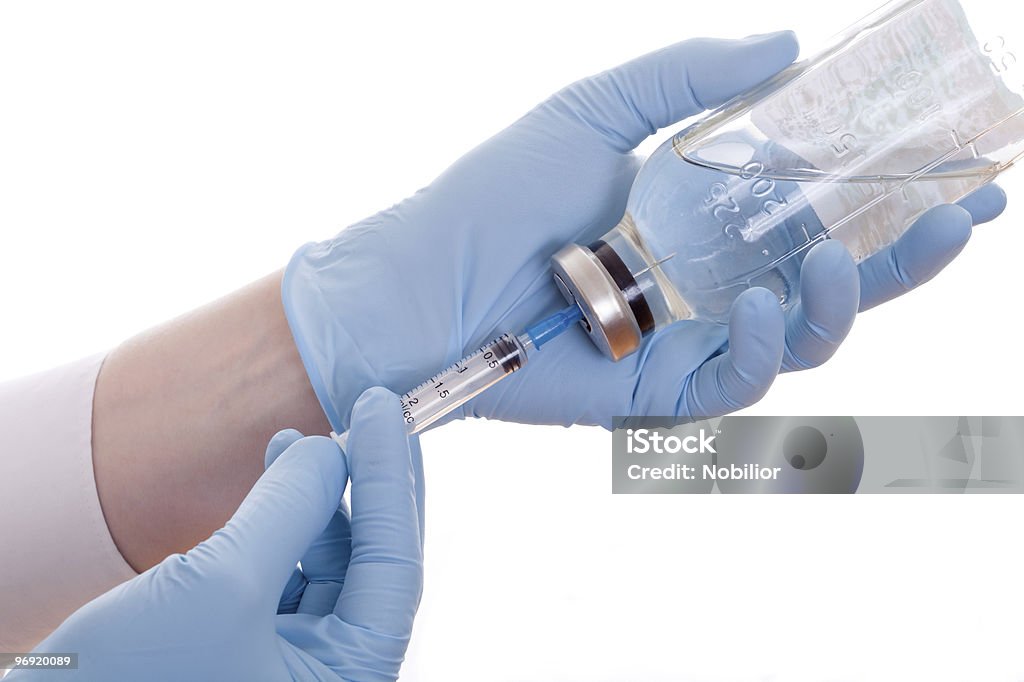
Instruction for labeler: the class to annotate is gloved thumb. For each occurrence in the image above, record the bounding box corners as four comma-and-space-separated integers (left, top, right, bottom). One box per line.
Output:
264, 427, 305, 469
557, 31, 799, 151
196, 433, 349, 599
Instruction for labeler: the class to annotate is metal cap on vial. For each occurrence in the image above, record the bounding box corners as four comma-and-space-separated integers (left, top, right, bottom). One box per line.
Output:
551, 242, 655, 362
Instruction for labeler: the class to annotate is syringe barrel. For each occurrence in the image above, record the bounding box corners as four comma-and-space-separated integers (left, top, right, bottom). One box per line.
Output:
399, 333, 527, 433
331, 333, 528, 450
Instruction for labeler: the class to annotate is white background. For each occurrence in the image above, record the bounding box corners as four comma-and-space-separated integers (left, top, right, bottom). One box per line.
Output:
2, 1, 1023, 680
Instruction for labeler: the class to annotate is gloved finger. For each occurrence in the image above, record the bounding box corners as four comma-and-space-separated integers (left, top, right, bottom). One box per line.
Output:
410, 436, 426, 551
265, 429, 316, 614
197, 435, 348, 602
278, 567, 307, 615
265, 428, 305, 469
858, 204, 973, 310
781, 240, 859, 372
276, 392, 421, 681
957, 182, 1007, 225
334, 387, 422, 640
296, 507, 353, 616
679, 287, 785, 418
627, 320, 728, 419
557, 32, 799, 151
265, 428, 355, 616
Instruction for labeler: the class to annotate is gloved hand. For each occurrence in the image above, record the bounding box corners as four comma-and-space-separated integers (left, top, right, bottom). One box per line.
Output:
283, 31, 1008, 431
9, 387, 424, 682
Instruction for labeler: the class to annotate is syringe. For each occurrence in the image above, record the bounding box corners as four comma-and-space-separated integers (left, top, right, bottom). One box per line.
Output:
330, 303, 583, 450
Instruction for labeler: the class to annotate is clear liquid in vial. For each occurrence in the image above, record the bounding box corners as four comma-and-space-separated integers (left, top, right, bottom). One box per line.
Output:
606, 133, 1000, 326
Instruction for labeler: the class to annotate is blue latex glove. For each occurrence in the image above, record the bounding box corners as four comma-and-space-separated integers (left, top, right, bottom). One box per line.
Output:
283, 31, 1008, 431
9, 387, 424, 682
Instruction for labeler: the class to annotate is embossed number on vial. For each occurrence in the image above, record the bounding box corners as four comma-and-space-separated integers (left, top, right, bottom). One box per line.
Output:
984, 36, 1017, 74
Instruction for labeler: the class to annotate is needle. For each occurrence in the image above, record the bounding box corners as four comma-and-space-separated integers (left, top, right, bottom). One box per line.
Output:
635, 252, 676, 277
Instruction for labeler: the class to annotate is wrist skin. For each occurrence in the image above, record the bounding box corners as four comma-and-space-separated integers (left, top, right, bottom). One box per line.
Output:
91, 271, 330, 572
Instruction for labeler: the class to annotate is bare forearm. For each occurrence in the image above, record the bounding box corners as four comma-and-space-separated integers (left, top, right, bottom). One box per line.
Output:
92, 271, 329, 572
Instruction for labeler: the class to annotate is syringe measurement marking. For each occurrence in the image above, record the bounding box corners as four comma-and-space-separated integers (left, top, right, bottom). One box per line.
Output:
399, 342, 504, 427
333, 319, 568, 455
400, 394, 418, 424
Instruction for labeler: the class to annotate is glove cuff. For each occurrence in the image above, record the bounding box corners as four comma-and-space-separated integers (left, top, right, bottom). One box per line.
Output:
281, 241, 379, 433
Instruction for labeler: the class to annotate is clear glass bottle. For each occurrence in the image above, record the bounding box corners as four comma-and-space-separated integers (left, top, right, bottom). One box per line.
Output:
553, 0, 1024, 360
